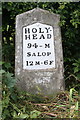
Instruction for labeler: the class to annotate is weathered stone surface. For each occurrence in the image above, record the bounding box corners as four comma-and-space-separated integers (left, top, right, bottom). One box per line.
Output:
15, 8, 65, 95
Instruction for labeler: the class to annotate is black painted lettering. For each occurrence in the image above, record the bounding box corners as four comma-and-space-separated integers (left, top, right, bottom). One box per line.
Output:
32, 28, 37, 33
25, 35, 30, 40
32, 53, 36, 56
27, 43, 32, 48
49, 61, 54, 65
42, 52, 46, 56
39, 34, 45, 39
25, 28, 30, 34
44, 60, 48, 65
45, 27, 50, 33
27, 52, 31, 57
26, 61, 28, 66
34, 43, 38, 48
37, 52, 41, 56
39, 28, 44, 33
33, 34, 37, 39
45, 44, 50, 48
35, 61, 40, 65
47, 34, 52, 39
26, 61, 33, 66
47, 52, 51, 56
29, 61, 33, 66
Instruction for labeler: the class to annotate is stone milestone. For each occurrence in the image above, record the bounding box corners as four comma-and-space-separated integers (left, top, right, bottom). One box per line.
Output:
15, 8, 65, 95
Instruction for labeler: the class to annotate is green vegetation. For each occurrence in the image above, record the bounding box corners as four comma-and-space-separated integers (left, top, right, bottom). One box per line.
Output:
1, 68, 80, 119
1, 2, 80, 119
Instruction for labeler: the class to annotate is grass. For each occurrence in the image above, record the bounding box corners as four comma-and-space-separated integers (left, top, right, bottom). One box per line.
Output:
2, 85, 80, 119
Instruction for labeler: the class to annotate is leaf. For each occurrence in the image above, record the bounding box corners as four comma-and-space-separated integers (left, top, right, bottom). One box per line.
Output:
69, 88, 75, 102
75, 101, 78, 111
69, 88, 77, 103
12, 111, 29, 119
69, 88, 73, 102
77, 74, 80, 79
10, 103, 21, 113
0, 69, 5, 74
4, 62, 12, 69
74, 67, 79, 73
2, 109, 10, 119
4, 72, 16, 88
30, 110, 41, 118
2, 96, 10, 108
18, 113, 29, 119
0, 61, 4, 65
73, 63, 78, 66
